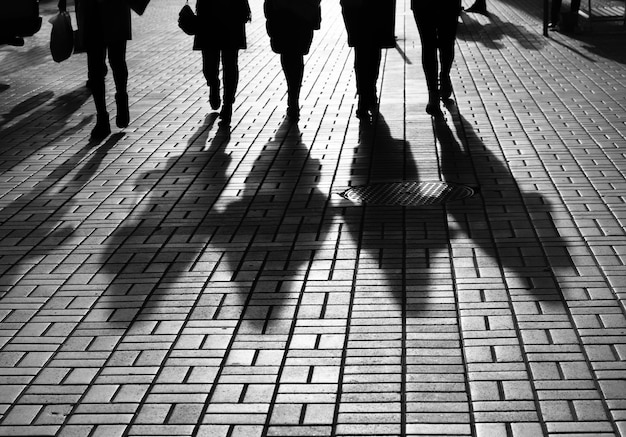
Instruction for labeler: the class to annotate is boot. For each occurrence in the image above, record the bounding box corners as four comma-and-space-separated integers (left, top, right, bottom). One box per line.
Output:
115, 92, 129, 128
91, 112, 111, 140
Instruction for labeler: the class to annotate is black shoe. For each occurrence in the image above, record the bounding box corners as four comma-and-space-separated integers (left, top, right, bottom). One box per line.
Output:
287, 105, 300, 121
209, 83, 221, 110
219, 104, 232, 125
91, 115, 111, 140
426, 101, 443, 118
115, 92, 129, 128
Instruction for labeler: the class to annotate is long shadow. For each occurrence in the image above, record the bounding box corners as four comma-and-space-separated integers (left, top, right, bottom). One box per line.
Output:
0, 45, 51, 75
0, 90, 54, 125
0, 87, 92, 171
98, 113, 226, 323
99, 117, 333, 330
438, 104, 573, 304
342, 114, 442, 319
562, 29, 626, 64
0, 133, 125, 283
200, 118, 333, 331
458, 10, 547, 50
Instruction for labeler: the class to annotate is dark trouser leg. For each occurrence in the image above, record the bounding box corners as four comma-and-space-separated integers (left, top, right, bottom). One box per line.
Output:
551, 0, 562, 23
221, 49, 239, 106
202, 48, 220, 88
203, 49, 221, 109
87, 43, 111, 137
280, 53, 304, 116
87, 43, 108, 117
414, 6, 443, 115
354, 45, 381, 118
108, 41, 128, 94
108, 41, 129, 128
354, 45, 381, 107
413, 8, 438, 97
438, 2, 460, 99
219, 49, 239, 122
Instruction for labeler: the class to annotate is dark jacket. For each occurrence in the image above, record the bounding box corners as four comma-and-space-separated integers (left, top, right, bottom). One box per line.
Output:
63, 0, 132, 46
340, 0, 395, 48
264, 0, 321, 55
193, 0, 251, 50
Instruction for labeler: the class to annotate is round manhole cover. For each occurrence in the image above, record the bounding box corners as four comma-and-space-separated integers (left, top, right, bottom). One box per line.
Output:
340, 181, 474, 206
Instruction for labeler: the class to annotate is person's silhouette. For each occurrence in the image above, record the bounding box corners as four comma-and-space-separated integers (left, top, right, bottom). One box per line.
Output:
340, 0, 396, 121
192, 0, 251, 124
58, 0, 135, 139
411, 0, 462, 116
264, 0, 321, 121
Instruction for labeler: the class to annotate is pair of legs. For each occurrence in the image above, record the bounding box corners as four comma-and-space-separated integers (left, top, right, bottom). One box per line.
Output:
87, 40, 128, 139
413, 1, 460, 115
280, 52, 304, 120
202, 48, 240, 123
550, 0, 581, 28
354, 44, 382, 119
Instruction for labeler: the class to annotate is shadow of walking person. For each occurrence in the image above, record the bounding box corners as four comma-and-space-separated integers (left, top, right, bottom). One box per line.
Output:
0, 87, 93, 170
0, 132, 125, 290
97, 113, 232, 325
334, 114, 458, 424
200, 118, 333, 333
457, 10, 546, 51
436, 104, 573, 308
341, 113, 454, 320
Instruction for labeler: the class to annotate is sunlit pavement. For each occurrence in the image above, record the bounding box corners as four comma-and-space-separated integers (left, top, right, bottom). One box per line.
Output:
1, 0, 626, 436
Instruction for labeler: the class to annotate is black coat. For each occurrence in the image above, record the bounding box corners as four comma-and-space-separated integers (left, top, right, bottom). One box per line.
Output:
69, 0, 132, 46
340, 0, 395, 48
193, 0, 251, 50
264, 0, 321, 55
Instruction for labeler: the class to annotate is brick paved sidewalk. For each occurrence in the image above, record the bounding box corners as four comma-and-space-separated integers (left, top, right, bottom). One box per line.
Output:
1, 0, 625, 436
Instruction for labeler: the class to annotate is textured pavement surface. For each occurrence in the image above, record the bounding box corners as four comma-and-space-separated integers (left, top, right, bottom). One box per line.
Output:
1, 0, 626, 436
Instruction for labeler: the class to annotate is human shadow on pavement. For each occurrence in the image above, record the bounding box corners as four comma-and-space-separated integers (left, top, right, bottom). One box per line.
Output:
341, 114, 444, 319
0, 133, 124, 286
438, 103, 574, 305
0, 45, 52, 75
341, 109, 573, 320
457, 10, 547, 50
198, 118, 333, 332
0, 87, 92, 170
1, 90, 54, 126
100, 116, 333, 331
98, 113, 226, 324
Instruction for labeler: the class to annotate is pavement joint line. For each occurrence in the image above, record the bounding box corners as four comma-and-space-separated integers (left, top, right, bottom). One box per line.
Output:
1, 0, 626, 435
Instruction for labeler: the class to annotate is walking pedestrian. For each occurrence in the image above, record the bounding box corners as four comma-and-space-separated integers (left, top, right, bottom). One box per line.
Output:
411, 0, 462, 116
264, 0, 321, 121
340, 0, 396, 121
59, 0, 133, 140
549, 0, 581, 31
194, 0, 251, 125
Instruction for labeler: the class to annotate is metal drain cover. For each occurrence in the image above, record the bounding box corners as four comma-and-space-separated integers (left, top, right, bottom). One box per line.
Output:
340, 181, 474, 206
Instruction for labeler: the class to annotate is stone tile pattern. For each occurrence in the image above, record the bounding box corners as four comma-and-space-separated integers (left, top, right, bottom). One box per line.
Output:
0, 0, 625, 436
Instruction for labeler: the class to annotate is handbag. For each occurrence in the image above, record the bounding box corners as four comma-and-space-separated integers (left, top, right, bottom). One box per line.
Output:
178, 2, 198, 35
49, 11, 74, 62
